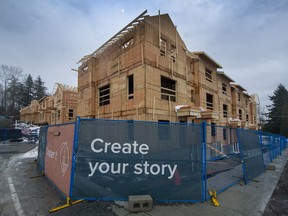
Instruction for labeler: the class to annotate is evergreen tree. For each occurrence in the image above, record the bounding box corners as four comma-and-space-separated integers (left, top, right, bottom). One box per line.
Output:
263, 84, 288, 136
280, 102, 288, 137
21, 74, 34, 107
33, 76, 47, 100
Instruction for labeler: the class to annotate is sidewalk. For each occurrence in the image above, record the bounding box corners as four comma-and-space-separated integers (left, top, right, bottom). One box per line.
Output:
112, 149, 288, 216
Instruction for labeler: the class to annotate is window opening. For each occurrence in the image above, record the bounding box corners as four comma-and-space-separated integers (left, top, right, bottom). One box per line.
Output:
57, 110, 60, 120
223, 128, 227, 140
239, 109, 242, 120
206, 93, 213, 110
69, 109, 74, 120
171, 45, 176, 62
127, 75, 134, 99
223, 104, 228, 117
238, 92, 241, 102
191, 90, 195, 103
160, 38, 166, 57
99, 85, 110, 106
222, 83, 227, 95
161, 76, 176, 102
205, 68, 212, 82
122, 38, 134, 50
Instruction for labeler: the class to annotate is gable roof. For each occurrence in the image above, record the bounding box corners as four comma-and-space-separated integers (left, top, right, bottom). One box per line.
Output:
193, 51, 223, 69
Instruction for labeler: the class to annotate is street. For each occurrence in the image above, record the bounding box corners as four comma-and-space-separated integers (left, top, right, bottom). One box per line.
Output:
0, 142, 117, 216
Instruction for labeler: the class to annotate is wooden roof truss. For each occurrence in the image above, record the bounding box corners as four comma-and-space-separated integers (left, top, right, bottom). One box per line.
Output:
78, 10, 148, 64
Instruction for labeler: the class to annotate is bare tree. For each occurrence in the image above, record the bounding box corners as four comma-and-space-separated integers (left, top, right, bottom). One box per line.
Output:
0, 65, 23, 116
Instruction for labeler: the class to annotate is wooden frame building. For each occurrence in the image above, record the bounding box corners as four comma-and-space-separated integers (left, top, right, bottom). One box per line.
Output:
77, 11, 259, 129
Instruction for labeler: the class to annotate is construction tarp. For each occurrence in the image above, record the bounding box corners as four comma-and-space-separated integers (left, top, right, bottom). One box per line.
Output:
71, 119, 204, 202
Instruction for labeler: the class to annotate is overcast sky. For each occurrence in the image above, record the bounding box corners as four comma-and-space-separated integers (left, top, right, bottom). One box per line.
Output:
1, 0, 287, 109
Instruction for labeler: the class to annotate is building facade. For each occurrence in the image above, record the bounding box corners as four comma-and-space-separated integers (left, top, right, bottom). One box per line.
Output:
77, 11, 258, 129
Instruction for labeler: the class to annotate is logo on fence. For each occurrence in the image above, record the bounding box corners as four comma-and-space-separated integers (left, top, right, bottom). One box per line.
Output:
60, 141, 69, 177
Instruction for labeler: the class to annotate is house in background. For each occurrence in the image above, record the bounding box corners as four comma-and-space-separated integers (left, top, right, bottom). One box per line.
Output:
20, 100, 39, 124
20, 83, 77, 125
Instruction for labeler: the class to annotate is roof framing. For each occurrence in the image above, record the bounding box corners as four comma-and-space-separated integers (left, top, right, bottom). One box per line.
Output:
78, 10, 148, 64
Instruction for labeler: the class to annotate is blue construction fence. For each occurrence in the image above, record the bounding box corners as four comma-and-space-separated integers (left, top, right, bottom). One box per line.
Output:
37, 118, 287, 203
0, 128, 22, 143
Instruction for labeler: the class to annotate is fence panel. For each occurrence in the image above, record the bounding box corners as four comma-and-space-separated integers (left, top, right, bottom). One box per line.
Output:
261, 133, 272, 165
38, 126, 48, 172
71, 119, 204, 202
44, 123, 75, 197
205, 124, 242, 196
237, 129, 265, 184
0, 128, 22, 142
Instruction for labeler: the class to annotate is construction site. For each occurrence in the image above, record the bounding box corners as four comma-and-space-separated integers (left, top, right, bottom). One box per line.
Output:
2, 10, 286, 216
21, 10, 258, 131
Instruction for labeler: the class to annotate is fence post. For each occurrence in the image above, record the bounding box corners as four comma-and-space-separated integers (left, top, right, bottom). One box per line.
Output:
259, 130, 263, 152
269, 135, 273, 162
258, 130, 266, 172
201, 121, 207, 201
69, 116, 81, 199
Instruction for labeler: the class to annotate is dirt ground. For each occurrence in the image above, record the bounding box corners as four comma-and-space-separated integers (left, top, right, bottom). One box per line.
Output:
263, 160, 288, 216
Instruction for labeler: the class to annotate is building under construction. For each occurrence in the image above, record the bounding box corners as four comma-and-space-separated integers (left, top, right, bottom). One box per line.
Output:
77, 10, 258, 129
20, 83, 77, 125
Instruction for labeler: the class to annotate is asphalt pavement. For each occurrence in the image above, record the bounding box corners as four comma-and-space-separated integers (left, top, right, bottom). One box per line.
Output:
1, 142, 287, 216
